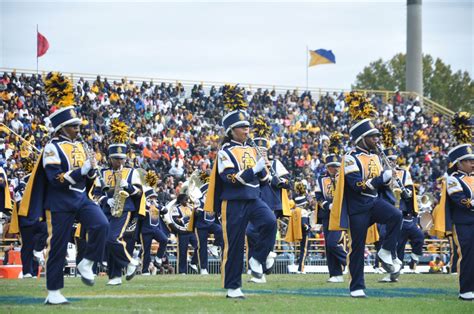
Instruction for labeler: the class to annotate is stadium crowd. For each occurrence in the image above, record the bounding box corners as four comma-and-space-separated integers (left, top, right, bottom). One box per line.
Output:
0, 70, 449, 204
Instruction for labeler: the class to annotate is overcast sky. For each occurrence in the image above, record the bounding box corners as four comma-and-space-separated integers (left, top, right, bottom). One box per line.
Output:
0, 0, 472, 89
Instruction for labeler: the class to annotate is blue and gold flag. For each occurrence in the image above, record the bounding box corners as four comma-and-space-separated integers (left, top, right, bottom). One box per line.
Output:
309, 49, 336, 67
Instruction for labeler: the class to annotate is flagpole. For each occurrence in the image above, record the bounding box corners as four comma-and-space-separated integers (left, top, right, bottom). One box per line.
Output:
305, 45, 309, 92
36, 24, 38, 74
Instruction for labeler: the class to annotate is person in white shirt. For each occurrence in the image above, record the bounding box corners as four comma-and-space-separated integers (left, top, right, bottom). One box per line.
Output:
10, 115, 23, 133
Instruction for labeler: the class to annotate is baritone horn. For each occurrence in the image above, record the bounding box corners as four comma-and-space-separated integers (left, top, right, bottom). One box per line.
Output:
247, 137, 285, 188
418, 193, 434, 212
417, 193, 434, 232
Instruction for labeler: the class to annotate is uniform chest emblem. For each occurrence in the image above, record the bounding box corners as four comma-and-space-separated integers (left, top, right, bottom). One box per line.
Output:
367, 159, 378, 179
242, 152, 256, 170
71, 146, 85, 168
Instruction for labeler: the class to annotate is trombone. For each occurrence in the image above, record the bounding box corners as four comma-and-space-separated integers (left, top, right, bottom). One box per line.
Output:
0, 123, 41, 157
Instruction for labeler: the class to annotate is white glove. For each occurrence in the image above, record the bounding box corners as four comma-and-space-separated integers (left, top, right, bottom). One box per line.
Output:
81, 159, 92, 176
120, 179, 129, 188
329, 203, 333, 210
107, 198, 115, 208
252, 158, 266, 174
382, 170, 393, 183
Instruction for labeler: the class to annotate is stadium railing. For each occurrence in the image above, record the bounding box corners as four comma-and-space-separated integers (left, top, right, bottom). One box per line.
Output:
156, 237, 449, 274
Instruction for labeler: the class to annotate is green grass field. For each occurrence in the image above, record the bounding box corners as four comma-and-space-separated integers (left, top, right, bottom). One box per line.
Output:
1, 274, 472, 313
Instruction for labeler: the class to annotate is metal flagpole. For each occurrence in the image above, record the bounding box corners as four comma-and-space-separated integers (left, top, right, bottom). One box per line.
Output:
36, 24, 38, 74
306, 46, 309, 92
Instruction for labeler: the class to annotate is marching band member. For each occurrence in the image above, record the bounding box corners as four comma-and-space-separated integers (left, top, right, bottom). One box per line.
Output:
0, 163, 12, 215
246, 117, 289, 281
432, 112, 474, 301
329, 92, 402, 298
252, 117, 292, 219
204, 85, 276, 299
194, 171, 223, 275
97, 119, 145, 286
315, 132, 347, 283
139, 171, 169, 275
171, 192, 199, 274
294, 183, 312, 274
379, 122, 423, 282
19, 73, 109, 304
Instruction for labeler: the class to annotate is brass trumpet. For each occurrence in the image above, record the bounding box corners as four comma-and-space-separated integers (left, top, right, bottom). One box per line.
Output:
77, 136, 109, 192
376, 144, 412, 199
247, 137, 285, 188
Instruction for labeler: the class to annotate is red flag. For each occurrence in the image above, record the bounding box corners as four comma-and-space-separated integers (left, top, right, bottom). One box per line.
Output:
37, 32, 49, 57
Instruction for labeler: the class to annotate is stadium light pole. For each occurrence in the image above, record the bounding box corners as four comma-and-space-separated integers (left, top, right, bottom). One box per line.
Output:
406, 0, 423, 102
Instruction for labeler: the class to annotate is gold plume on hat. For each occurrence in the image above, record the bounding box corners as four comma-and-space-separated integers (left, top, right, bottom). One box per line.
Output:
44, 72, 75, 108
382, 121, 397, 148
253, 117, 271, 138
21, 157, 35, 173
144, 170, 159, 188
452, 111, 472, 144
109, 118, 129, 143
223, 84, 248, 111
328, 132, 343, 155
199, 170, 210, 184
396, 156, 406, 167
346, 91, 377, 121
295, 181, 306, 195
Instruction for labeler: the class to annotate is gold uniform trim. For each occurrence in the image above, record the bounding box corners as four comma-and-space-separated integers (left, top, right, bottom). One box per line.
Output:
220, 200, 229, 288
118, 212, 133, 262
45, 210, 53, 268
452, 225, 463, 282
195, 228, 202, 270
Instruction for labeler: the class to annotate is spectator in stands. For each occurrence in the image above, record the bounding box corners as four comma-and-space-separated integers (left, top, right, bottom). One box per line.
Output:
429, 256, 444, 274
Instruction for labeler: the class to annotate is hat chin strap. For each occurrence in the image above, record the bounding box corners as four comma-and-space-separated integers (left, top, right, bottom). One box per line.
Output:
59, 128, 74, 141
357, 137, 369, 151
230, 129, 245, 144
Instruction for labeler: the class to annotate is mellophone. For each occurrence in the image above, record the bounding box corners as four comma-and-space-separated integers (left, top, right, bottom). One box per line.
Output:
376, 143, 412, 199
77, 136, 108, 192
247, 137, 285, 188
